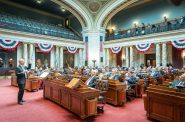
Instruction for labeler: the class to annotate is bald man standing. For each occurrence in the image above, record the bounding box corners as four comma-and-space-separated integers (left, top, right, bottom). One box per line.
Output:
16, 59, 31, 105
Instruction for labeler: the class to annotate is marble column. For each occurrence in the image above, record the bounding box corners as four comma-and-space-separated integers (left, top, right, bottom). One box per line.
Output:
125, 47, 129, 68
103, 48, 107, 67
82, 48, 86, 66
106, 48, 110, 66
167, 45, 173, 64
79, 48, 83, 67
23, 43, 28, 65
162, 43, 167, 68
156, 43, 161, 67
130, 46, 134, 68
55, 46, 60, 69
82, 29, 105, 67
50, 48, 55, 69
121, 48, 125, 67
29, 43, 35, 69
74, 52, 79, 67
59, 47, 63, 68
17, 44, 22, 66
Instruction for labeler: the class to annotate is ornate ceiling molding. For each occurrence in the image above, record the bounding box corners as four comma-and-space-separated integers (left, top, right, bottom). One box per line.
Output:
78, 0, 111, 14
52, 0, 93, 30
102, 0, 139, 27
95, 0, 140, 29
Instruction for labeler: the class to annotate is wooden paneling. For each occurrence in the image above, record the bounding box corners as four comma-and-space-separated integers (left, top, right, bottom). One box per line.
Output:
106, 80, 126, 106
145, 85, 185, 122
43, 79, 99, 119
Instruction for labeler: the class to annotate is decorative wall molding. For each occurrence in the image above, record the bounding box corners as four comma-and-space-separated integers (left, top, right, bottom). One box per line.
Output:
0, 28, 84, 48
104, 29, 185, 48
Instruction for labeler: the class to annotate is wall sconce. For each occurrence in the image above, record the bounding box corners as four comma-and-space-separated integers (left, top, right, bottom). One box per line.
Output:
162, 13, 170, 20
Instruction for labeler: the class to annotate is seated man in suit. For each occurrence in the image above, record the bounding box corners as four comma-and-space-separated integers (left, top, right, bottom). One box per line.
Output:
150, 68, 161, 82
98, 68, 110, 80
85, 69, 98, 88
109, 68, 120, 80
16, 58, 31, 105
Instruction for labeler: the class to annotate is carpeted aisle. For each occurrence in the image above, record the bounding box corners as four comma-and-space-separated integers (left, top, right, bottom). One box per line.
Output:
0, 79, 150, 122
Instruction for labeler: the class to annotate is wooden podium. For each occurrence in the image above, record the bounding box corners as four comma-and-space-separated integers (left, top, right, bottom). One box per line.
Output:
25, 76, 41, 91
105, 80, 126, 106
145, 85, 185, 122
43, 78, 99, 119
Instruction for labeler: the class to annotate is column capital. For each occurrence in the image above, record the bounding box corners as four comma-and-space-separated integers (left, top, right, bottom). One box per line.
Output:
82, 27, 106, 35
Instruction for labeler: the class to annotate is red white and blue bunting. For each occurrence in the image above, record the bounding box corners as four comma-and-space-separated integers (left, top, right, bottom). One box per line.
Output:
171, 40, 185, 49
0, 38, 20, 50
135, 43, 152, 53
67, 46, 78, 54
37, 43, 53, 53
110, 47, 122, 54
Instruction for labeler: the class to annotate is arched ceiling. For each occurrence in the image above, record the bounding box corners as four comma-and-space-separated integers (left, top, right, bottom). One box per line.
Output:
57, 0, 152, 30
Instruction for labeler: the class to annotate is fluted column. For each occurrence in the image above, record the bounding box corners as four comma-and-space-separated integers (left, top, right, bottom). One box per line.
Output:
59, 47, 63, 68
29, 43, 35, 69
50, 48, 55, 69
17, 44, 22, 66
121, 48, 125, 67
82, 48, 86, 66
130, 46, 134, 68
55, 46, 60, 69
74, 52, 79, 67
103, 48, 107, 67
79, 48, 83, 67
23, 43, 28, 65
106, 48, 110, 66
162, 43, 167, 68
156, 43, 161, 67
125, 47, 129, 68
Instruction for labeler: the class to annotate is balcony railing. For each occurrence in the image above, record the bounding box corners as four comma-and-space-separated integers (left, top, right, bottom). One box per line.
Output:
0, 12, 83, 41
106, 17, 185, 41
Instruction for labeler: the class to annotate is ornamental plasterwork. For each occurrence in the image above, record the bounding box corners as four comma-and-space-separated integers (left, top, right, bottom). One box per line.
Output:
78, 0, 112, 15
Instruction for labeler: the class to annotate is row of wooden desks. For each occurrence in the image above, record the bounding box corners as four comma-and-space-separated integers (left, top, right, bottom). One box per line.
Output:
43, 79, 99, 119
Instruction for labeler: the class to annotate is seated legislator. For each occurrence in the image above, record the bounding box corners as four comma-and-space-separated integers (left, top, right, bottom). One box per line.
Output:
98, 68, 110, 80
109, 68, 120, 80
150, 68, 161, 83
85, 69, 98, 88
170, 73, 185, 89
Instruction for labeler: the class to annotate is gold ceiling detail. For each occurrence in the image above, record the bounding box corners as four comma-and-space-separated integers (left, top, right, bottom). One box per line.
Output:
78, 0, 111, 14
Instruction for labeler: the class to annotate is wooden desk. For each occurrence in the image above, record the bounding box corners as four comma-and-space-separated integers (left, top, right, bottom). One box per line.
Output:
43, 79, 99, 119
25, 76, 41, 91
145, 85, 185, 122
11, 75, 18, 86
11, 74, 41, 92
106, 80, 126, 106
135, 79, 144, 98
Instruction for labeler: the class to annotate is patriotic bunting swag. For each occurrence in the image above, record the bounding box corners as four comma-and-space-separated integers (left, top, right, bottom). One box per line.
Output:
67, 46, 78, 54
110, 47, 122, 54
37, 43, 53, 53
135, 43, 152, 53
171, 40, 185, 49
0, 38, 20, 50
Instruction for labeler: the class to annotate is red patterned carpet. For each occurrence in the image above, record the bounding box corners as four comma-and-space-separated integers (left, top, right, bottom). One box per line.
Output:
0, 79, 150, 122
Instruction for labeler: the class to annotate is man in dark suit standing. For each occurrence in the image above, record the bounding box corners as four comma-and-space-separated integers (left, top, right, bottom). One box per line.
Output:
16, 58, 31, 105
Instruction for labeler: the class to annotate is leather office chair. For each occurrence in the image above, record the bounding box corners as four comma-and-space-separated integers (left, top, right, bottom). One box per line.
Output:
95, 80, 109, 112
